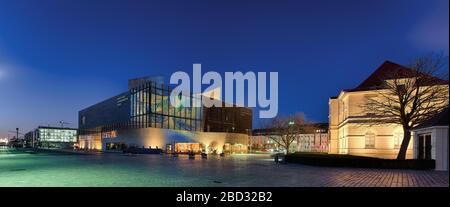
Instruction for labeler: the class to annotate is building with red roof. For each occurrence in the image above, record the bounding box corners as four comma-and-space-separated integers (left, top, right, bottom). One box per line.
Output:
328, 61, 448, 159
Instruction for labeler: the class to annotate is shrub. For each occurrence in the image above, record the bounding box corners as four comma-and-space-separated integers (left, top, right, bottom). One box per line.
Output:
284, 153, 435, 170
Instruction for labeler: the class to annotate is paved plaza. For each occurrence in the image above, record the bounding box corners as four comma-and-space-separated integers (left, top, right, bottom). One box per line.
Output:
0, 149, 448, 187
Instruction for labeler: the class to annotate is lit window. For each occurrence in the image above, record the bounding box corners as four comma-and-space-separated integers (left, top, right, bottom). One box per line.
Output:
365, 132, 375, 149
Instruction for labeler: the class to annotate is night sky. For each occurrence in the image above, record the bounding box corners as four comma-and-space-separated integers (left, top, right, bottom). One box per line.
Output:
0, 0, 448, 137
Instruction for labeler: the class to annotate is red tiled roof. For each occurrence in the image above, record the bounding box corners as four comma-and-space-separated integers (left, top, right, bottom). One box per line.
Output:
348, 60, 448, 92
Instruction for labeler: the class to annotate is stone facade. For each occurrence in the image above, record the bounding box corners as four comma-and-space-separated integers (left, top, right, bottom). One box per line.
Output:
329, 90, 412, 158
328, 61, 448, 159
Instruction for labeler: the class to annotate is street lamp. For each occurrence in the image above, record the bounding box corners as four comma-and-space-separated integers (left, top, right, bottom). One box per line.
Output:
246, 129, 251, 153
287, 121, 295, 154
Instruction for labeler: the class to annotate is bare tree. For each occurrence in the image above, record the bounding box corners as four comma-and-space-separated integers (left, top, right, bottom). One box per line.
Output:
261, 113, 307, 154
361, 54, 449, 160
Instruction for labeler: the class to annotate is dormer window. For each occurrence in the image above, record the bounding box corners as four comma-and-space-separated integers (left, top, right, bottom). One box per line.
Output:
396, 84, 406, 96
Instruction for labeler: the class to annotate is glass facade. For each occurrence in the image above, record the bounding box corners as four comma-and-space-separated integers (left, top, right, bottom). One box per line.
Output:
129, 81, 203, 131
38, 128, 77, 143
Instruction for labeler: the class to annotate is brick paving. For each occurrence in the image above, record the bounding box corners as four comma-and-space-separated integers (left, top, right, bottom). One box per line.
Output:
1, 151, 448, 187
316, 167, 448, 187
211, 155, 449, 187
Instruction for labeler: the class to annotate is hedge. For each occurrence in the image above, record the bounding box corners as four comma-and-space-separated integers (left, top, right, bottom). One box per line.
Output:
284, 153, 435, 170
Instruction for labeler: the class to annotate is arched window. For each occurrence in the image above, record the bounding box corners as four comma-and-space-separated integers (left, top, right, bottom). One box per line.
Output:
365, 132, 375, 149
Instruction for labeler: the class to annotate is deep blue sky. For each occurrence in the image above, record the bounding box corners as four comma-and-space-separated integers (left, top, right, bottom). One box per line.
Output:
0, 0, 448, 137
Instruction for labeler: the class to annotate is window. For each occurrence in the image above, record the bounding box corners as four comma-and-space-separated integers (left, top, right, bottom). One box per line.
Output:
163, 116, 169, 129
38, 128, 77, 143
102, 131, 117, 139
396, 84, 406, 96
126, 82, 202, 132
393, 132, 403, 149
418, 134, 432, 160
365, 132, 375, 149
343, 103, 348, 118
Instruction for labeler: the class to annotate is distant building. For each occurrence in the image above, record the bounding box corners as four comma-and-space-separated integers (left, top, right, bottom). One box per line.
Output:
78, 76, 252, 154
0, 137, 8, 146
412, 108, 449, 171
329, 61, 448, 159
24, 126, 77, 149
251, 123, 328, 153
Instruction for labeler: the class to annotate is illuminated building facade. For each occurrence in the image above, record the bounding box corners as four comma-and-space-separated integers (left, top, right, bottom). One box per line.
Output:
328, 61, 449, 159
78, 76, 252, 153
0, 137, 8, 146
24, 126, 77, 149
251, 123, 328, 153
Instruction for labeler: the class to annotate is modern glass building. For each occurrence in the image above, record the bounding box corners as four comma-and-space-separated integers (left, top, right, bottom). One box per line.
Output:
129, 81, 203, 132
25, 126, 77, 149
78, 76, 252, 153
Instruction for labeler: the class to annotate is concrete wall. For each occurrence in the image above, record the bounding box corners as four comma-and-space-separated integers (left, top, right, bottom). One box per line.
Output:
78, 133, 102, 150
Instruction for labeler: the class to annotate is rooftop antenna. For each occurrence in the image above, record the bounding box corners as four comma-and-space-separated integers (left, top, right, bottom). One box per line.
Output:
59, 120, 71, 128
8, 129, 24, 137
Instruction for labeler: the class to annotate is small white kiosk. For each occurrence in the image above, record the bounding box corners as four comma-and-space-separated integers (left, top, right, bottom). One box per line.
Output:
412, 108, 449, 171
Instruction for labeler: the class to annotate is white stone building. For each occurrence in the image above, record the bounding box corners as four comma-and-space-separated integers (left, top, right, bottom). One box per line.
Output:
329, 61, 448, 159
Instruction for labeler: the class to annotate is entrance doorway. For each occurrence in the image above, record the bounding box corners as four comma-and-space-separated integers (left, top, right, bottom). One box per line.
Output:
418, 134, 432, 160
106, 142, 127, 151
166, 144, 172, 153
174, 143, 201, 153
